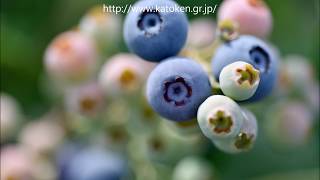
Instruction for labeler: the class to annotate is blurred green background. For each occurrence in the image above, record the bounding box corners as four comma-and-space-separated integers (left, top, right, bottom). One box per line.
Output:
1, 0, 319, 179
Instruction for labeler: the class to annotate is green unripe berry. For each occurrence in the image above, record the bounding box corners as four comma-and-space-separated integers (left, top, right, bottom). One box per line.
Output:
219, 61, 260, 101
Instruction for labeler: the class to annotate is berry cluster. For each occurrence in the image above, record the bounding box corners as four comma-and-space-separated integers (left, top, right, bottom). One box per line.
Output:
1, 0, 318, 180
123, 0, 278, 153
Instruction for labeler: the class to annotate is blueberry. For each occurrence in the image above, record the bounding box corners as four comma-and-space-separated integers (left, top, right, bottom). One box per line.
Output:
219, 61, 260, 101
146, 57, 212, 121
197, 95, 244, 140
124, 0, 188, 62
212, 108, 258, 153
65, 82, 105, 117
211, 35, 278, 102
61, 147, 127, 180
19, 118, 64, 154
187, 18, 216, 48
173, 156, 213, 180
0, 145, 33, 180
98, 53, 155, 96
264, 101, 313, 146
44, 31, 97, 82
218, 0, 272, 38
249, 46, 270, 73
56, 143, 84, 180
79, 6, 121, 54
140, 122, 203, 163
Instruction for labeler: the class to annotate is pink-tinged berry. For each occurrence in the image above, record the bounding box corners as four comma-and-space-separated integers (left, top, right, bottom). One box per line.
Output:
265, 101, 314, 147
99, 53, 155, 96
19, 112, 65, 154
65, 82, 105, 117
187, 18, 216, 48
0, 145, 33, 180
44, 31, 97, 82
278, 55, 315, 93
218, 0, 272, 38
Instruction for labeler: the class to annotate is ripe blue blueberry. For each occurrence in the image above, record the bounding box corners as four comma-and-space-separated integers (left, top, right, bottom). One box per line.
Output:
61, 147, 127, 180
56, 142, 85, 180
146, 57, 212, 121
211, 35, 278, 102
124, 0, 188, 62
